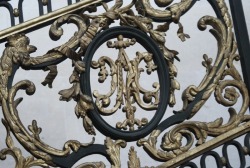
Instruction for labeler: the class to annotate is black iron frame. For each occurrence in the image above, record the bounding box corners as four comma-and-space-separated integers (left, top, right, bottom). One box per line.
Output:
1, 0, 250, 167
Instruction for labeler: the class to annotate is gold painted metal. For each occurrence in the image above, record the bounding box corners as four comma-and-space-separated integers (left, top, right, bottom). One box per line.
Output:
0, 0, 250, 167
0, 119, 49, 168
137, 0, 250, 162
105, 137, 127, 168
42, 0, 49, 6
137, 0, 193, 22
125, 121, 250, 168
128, 147, 141, 168
158, 121, 250, 168
13, 8, 20, 17
0, 27, 95, 165
92, 35, 159, 130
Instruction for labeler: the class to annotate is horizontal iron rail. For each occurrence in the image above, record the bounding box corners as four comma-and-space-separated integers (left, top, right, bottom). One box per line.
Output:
0, 0, 102, 42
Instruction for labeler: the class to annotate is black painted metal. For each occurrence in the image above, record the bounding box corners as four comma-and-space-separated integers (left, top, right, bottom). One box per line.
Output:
179, 133, 250, 168
18, 0, 44, 23
51, 144, 109, 168
222, 141, 246, 168
157, 54, 225, 132
0, 1, 15, 26
200, 151, 223, 168
81, 26, 170, 141
207, 0, 223, 21
156, 0, 227, 133
229, 0, 250, 112
47, 0, 52, 13
180, 162, 199, 168
245, 133, 250, 150
68, 0, 73, 5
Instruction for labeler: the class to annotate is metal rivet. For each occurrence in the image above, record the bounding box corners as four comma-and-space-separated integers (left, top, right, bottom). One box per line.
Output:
13, 8, 19, 17
42, 0, 48, 6
220, 157, 227, 166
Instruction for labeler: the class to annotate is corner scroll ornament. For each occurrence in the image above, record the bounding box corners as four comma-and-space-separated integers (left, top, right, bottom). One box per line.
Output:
0, 119, 49, 168
137, 0, 250, 162
0, 0, 249, 167
0, 33, 95, 165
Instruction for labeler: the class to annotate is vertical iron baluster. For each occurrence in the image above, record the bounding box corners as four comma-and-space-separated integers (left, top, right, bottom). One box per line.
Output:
222, 141, 246, 168
38, 0, 44, 16
18, 0, 44, 23
200, 151, 223, 168
0, 2, 15, 26
18, 0, 24, 23
47, 0, 52, 13
68, 0, 73, 5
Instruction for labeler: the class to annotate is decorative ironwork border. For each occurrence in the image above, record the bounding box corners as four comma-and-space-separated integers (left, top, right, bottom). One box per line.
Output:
0, 0, 250, 167
180, 132, 250, 168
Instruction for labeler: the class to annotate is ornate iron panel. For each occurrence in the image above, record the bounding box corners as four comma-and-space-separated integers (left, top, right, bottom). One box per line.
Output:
0, 0, 249, 167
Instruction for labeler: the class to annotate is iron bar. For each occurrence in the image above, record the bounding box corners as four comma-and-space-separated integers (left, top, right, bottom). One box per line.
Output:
0, 0, 102, 42
229, 0, 250, 112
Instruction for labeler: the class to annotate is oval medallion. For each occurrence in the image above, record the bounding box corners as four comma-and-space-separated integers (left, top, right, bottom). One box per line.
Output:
81, 26, 170, 141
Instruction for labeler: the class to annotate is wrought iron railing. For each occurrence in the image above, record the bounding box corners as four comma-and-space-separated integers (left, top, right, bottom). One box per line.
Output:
0, 0, 250, 167
0, 0, 99, 26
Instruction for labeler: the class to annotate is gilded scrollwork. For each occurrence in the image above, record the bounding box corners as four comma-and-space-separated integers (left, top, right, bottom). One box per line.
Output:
135, 0, 193, 23
3, 79, 94, 161
0, 13, 96, 165
138, 0, 250, 162
117, 11, 182, 107
0, 119, 49, 168
91, 35, 159, 131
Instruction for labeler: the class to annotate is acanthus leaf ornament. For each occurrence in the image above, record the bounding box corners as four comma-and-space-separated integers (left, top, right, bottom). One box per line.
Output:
0, 13, 98, 166
105, 137, 127, 168
127, 146, 141, 168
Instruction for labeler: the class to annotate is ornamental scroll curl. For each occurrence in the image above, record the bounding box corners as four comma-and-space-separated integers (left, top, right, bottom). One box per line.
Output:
91, 36, 158, 131
0, 0, 249, 167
